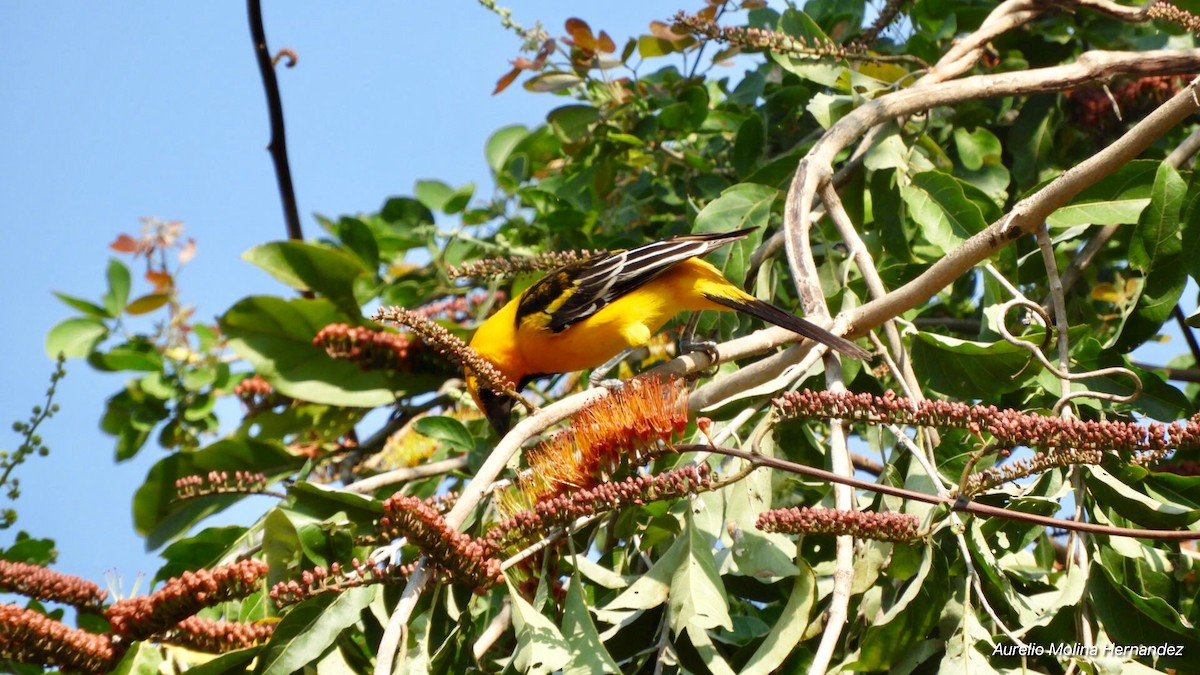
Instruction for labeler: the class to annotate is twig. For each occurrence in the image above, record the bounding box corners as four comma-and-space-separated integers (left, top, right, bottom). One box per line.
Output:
344, 456, 470, 494
678, 444, 1200, 540
247, 0, 303, 242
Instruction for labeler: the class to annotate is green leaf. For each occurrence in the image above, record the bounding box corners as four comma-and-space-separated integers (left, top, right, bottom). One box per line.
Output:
693, 184, 777, 252
741, 557, 815, 673
412, 415, 474, 453
911, 331, 1037, 398
132, 438, 300, 548
52, 291, 108, 318
524, 71, 583, 93
242, 241, 369, 313
507, 577, 572, 674
182, 647, 261, 675
637, 35, 684, 58
1085, 464, 1200, 528
561, 575, 622, 675
334, 217, 380, 272
413, 179, 455, 213
103, 258, 132, 317
221, 296, 426, 407
603, 523, 689, 613
668, 512, 733, 633
846, 544, 945, 671
45, 316, 108, 358
486, 125, 530, 175
111, 641, 165, 675
155, 526, 248, 584
87, 340, 163, 372
1009, 94, 1054, 190
658, 86, 709, 132
125, 293, 171, 315
256, 586, 375, 675
732, 112, 766, 178
730, 528, 799, 580
871, 169, 915, 262
1090, 560, 1200, 670
1045, 159, 1158, 228
901, 171, 988, 254
1114, 161, 1187, 352
953, 127, 1001, 171
548, 105, 600, 146
1179, 165, 1200, 284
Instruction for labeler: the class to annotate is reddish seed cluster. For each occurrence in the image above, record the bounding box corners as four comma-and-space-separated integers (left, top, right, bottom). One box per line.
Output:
104, 559, 269, 641
774, 389, 1200, 456
372, 306, 518, 395
175, 470, 271, 500
1069, 74, 1193, 134
757, 507, 920, 542
856, 0, 908, 46
232, 373, 272, 398
378, 495, 503, 590
1149, 1, 1200, 34
446, 250, 599, 281
157, 615, 276, 653
487, 465, 714, 554
270, 558, 418, 606
409, 291, 508, 322
0, 560, 108, 610
673, 10, 853, 59
0, 603, 118, 674
963, 447, 1107, 495
232, 373, 286, 414
506, 376, 690, 514
313, 323, 416, 371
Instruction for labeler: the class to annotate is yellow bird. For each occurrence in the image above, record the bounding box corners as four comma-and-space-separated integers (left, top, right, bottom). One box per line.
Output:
465, 228, 869, 434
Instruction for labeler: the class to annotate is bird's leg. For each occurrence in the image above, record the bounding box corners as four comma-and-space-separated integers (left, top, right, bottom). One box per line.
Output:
678, 313, 721, 377
588, 346, 650, 389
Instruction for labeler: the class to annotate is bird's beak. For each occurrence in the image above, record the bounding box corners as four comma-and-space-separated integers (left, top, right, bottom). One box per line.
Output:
477, 386, 515, 436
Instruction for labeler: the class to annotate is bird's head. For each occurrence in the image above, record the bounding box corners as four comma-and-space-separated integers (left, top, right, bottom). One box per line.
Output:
465, 368, 516, 437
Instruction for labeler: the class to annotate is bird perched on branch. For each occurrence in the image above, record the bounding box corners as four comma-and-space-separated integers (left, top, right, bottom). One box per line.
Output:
465, 228, 869, 434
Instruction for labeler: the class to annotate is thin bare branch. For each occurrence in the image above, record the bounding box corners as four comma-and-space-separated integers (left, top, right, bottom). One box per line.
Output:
248, 0, 303, 243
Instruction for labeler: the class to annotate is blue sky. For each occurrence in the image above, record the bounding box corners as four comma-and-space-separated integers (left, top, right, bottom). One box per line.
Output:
0, 2, 694, 589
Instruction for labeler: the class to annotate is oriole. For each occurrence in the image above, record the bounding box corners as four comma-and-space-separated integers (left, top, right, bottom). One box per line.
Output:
465, 228, 869, 434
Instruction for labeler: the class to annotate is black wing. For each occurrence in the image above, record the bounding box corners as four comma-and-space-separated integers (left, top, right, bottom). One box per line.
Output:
516, 228, 757, 333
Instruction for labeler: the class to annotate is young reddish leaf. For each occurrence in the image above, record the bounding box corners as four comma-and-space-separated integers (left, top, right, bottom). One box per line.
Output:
565, 18, 597, 50
110, 233, 142, 254
598, 30, 616, 54
697, 5, 718, 22
146, 269, 174, 292
493, 66, 522, 95
649, 20, 688, 42
741, 0, 767, 8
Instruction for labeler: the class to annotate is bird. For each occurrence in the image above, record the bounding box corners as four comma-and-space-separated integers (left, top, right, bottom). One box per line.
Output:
464, 228, 870, 434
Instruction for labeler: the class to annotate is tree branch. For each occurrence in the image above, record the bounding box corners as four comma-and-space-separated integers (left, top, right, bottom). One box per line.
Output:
248, 0, 304, 242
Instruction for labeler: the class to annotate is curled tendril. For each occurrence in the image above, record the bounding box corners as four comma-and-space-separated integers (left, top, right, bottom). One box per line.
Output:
996, 298, 1141, 414
272, 49, 297, 67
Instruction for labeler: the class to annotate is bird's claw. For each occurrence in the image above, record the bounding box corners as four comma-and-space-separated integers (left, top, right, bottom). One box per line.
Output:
594, 378, 626, 392
680, 338, 721, 378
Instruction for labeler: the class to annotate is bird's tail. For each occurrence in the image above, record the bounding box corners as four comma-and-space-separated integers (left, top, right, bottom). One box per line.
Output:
704, 293, 871, 360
